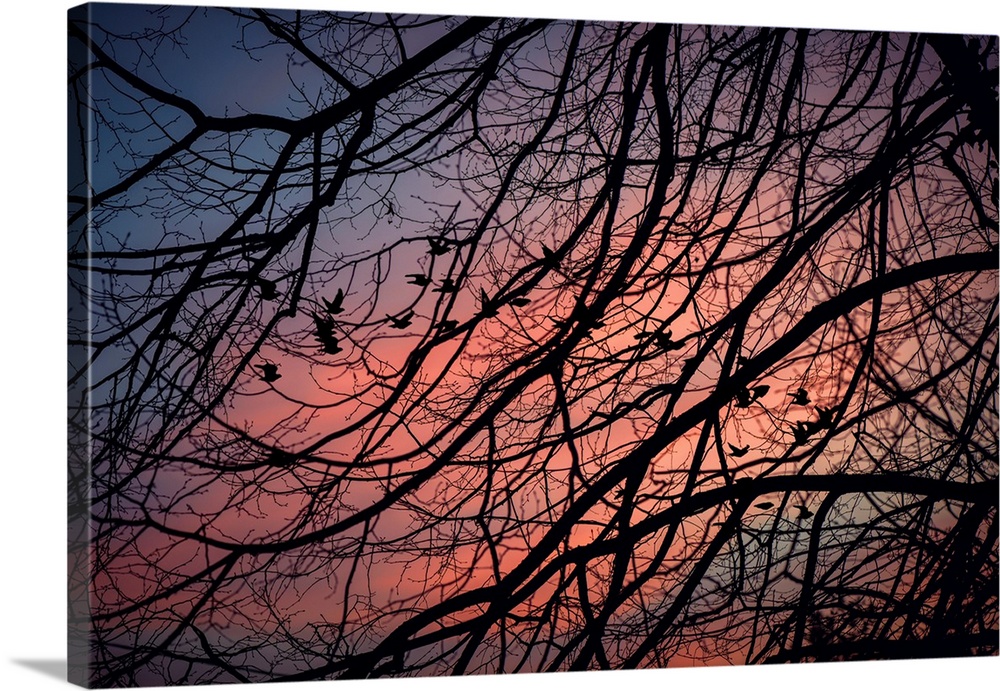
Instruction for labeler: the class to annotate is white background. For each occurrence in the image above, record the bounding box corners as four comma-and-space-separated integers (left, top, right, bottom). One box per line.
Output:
1, 1, 997, 689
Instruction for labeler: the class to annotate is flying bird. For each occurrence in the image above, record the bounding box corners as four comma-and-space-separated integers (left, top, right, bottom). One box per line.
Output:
256, 363, 281, 383
749, 384, 770, 400
433, 278, 457, 293
405, 273, 430, 287
792, 420, 813, 446
312, 313, 343, 354
323, 288, 345, 315
427, 237, 451, 256
815, 405, 837, 429
794, 504, 814, 520
788, 388, 810, 406
728, 443, 750, 458
386, 311, 414, 329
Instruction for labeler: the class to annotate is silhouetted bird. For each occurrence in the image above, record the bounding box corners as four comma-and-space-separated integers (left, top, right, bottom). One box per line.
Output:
755, 501, 775, 510
258, 279, 279, 301
654, 330, 683, 352
541, 245, 561, 268
728, 443, 750, 457
405, 273, 430, 287
479, 289, 499, 318
788, 388, 810, 406
312, 313, 342, 354
794, 504, 814, 520
792, 420, 813, 446
323, 288, 345, 315
386, 311, 414, 329
427, 237, 451, 256
436, 319, 458, 332
509, 297, 532, 307
749, 384, 770, 401
256, 363, 281, 383
433, 278, 457, 293
815, 405, 836, 429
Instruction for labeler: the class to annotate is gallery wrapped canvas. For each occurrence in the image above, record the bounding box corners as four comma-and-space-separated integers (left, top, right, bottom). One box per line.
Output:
68, 2, 999, 687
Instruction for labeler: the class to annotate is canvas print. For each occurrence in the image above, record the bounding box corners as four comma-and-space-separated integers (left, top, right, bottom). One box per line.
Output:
68, 2, 999, 687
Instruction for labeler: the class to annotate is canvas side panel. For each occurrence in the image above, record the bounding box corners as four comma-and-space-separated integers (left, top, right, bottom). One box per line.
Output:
68, 3, 95, 688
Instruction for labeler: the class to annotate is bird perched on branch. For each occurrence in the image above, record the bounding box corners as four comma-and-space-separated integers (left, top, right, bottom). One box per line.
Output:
256, 363, 281, 383
509, 296, 532, 307
436, 319, 458, 333
323, 288, 345, 315
405, 273, 430, 287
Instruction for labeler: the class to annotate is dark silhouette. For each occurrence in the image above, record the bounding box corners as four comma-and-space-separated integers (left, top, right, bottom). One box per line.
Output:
256, 363, 281, 383
788, 388, 810, 406
323, 288, 346, 315
387, 311, 414, 329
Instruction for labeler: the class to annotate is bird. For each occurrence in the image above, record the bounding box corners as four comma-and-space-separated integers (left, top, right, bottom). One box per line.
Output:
432, 278, 457, 293
427, 237, 451, 256
312, 313, 342, 354
509, 297, 532, 307
405, 273, 430, 287
792, 420, 813, 446
815, 405, 836, 429
754, 501, 775, 510
258, 279, 279, 301
788, 388, 810, 406
728, 443, 750, 457
654, 330, 683, 352
479, 289, 498, 318
749, 384, 770, 401
794, 504, 814, 520
386, 311, 414, 329
256, 363, 281, 383
436, 319, 458, 332
323, 288, 345, 315
541, 245, 561, 268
